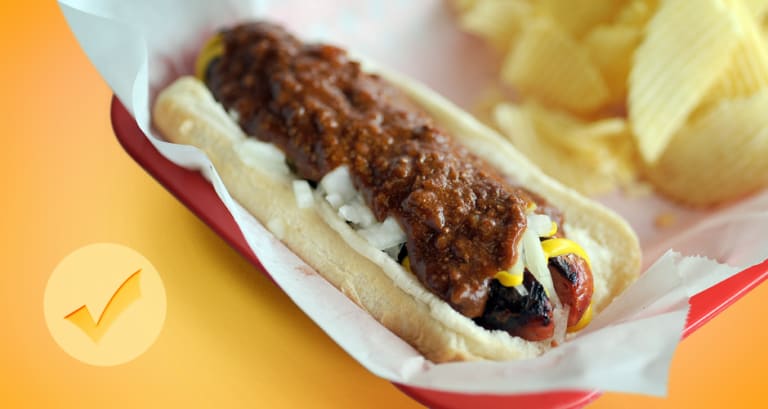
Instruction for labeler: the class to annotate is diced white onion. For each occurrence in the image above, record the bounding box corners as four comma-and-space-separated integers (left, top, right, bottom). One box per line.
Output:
527, 214, 554, 237
292, 180, 314, 209
384, 243, 405, 260
339, 198, 377, 227
236, 139, 290, 176
522, 226, 560, 307
320, 165, 356, 208
325, 193, 344, 208
319, 165, 407, 254
358, 216, 407, 250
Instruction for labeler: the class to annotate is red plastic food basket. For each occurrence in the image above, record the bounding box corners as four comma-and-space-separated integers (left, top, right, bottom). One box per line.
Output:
111, 97, 768, 409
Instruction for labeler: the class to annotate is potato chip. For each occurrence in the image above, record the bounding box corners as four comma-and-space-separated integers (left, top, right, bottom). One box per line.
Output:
450, 0, 479, 14
501, 19, 609, 114
534, 0, 622, 39
760, 33, 767, 47
764, 12, 768, 31
493, 102, 637, 195
530, 106, 637, 188
647, 90, 768, 206
701, 0, 768, 105
470, 85, 509, 126
494, 103, 613, 194
458, 0, 531, 52
742, 0, 768, 17
452, 0, 768, 201
584, 23, 643, 104
759, 12, 767, 56
615, 0, 659, 26
524, 102, 627, 153
629, 0, 742, 164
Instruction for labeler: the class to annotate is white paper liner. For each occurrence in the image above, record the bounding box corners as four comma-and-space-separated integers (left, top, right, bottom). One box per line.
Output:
59, 0, 767, 396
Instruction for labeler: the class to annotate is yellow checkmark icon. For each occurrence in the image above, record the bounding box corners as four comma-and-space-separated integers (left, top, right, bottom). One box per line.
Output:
44, 243, 166, 366
64, 268, 143, 343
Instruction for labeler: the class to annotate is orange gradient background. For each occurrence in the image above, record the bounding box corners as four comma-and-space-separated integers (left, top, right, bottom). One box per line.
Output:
1, 2, 766, 408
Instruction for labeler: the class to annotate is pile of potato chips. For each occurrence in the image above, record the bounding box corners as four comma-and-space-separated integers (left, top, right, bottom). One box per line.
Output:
453, 0, 768, 206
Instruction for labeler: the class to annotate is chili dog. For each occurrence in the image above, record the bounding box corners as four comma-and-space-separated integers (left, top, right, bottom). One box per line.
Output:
153, 22, 641, 361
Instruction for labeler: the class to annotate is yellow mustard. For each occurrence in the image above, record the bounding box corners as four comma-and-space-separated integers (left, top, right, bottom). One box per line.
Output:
494, 271, 524, 287
195, 34, 224, 81
541, 238, 591, 268
567, 303, 593, 333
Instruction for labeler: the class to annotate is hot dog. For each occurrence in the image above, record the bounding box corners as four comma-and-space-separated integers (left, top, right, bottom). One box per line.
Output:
153, 22, 641, 361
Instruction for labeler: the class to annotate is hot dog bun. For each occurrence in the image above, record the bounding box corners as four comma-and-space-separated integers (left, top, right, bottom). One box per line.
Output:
153, 66, 640, 361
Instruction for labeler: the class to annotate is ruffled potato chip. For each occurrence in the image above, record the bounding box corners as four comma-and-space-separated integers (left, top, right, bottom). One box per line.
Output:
584, 23, 643, 104
534, 0, 622, 39
458, 0, 531, 52
454, 0, 768, 202
764, 11, 768, 30
704, 0, 768, 107
493, 103, 614, 194
743, 0, 768, 17
493, 102, 637, 195
470, 86, 509, 126
647, 90, 768, 206
629, 0, 741, 164
450, 0, 478, 14
525, 102, 627, 153
615, 0, 658, 26
764, 17, 768, 45
501, 19, 609, 114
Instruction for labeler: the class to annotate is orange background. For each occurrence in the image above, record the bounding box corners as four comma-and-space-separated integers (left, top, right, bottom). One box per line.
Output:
1, 2, 767, 408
